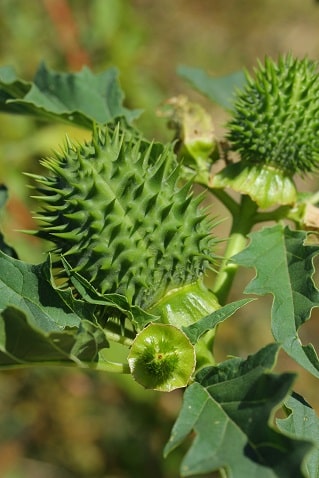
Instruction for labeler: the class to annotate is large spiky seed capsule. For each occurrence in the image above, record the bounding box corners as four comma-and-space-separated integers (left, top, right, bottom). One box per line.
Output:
31, 124, 218, 318
227, 54, 319, 175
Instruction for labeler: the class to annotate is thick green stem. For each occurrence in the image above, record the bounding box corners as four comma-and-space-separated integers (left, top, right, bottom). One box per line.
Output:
213, 195, 258, 304
207, 187, 240, 217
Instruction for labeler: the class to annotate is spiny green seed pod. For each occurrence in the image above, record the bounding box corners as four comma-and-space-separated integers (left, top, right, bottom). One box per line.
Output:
128, 323, 196, 391
228, 54, 319, 173
31, 124, 218, 321
213, 55, 319, 208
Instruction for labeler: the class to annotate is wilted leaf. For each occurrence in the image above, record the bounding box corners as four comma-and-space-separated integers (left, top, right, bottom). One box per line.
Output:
165, 344, 312, 477
158, 95, 218, 173
234, 224, 319, 378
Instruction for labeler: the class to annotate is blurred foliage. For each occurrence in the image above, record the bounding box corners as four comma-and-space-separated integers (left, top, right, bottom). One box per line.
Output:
1, 0, 319, 476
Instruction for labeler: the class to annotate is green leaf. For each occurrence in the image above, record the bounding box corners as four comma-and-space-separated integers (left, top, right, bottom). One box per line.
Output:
70, 319, 109, 361
196, 342, 280, 384
182, 298, 254, 345
0, 63, 140, 127
0, 251, 83, 332
0, 185, 18, 258
0, 306, 108, 366
43, 255, 95, 322
0, 251, 110, 368
0, 184, 8, 209
61, 256, 158, 331
0, 65, 31, 113
177, 65, 246, 110
164, 344, 312, 477
277, 393, 319, 478
234, 224, 319, 378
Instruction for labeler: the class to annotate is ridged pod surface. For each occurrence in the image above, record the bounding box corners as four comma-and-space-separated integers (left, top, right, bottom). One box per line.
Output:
227, 55, 319, 175
32, 125, 216, 311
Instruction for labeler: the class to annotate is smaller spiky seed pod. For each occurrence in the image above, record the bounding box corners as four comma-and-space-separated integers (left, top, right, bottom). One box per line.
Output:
31, 125, 217, 315
227, 54, 319, 175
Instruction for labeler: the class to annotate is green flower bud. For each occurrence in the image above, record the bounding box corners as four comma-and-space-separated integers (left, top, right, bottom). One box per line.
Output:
127, 323, 196, 391
30, 125, 217, 322
213, 55, 319, 207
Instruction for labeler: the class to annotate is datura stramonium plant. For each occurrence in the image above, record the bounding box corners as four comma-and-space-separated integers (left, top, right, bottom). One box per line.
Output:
213, 54, 319, 208
29, 125, 220, 390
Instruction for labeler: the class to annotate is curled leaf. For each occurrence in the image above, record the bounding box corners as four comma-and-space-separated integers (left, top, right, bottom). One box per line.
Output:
158, 95, 218, 173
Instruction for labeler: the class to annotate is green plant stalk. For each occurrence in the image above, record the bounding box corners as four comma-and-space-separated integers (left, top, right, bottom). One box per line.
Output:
212, 194, 258, 304
208, 187, 240, 217
254, 205, 292, 223
0, 359, 131, 374
103, 322, 135, 347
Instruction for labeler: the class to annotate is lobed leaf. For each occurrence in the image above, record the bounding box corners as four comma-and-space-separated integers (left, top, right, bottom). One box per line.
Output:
0, 306, 108, 367
277, 393, 319, 478
0, 251, 84, 332
0, 63, 140, 127
164, 344, 312, 477
234, 224, 319, 377
0, 251, 109, 368
177, 65, 246, 110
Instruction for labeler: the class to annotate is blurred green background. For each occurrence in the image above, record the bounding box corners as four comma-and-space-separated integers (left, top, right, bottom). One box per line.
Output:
1, 1, 319, 477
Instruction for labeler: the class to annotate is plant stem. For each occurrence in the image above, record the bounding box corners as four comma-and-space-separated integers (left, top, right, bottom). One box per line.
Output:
254, 205, 291, 223
209, 188, 240, 217
92, 360, 131, 374
104, 328, 134, 347
0, 358, 131, 374
212, 194, 258, 304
